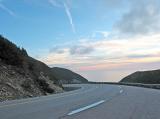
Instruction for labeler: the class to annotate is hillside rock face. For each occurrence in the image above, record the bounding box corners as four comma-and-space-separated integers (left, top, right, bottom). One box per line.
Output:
0, 35, 64, 102
52, 67, 88, 84
120, 69, 160, 84
0, 61, 63, 102
0, 35, 88, 101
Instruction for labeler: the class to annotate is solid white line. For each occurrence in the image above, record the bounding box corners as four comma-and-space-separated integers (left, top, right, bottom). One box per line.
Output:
67, 100, 105, 116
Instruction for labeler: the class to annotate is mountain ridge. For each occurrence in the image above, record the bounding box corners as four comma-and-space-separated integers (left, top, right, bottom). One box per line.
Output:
52, 67, 88, 84
120, 69, 160, 84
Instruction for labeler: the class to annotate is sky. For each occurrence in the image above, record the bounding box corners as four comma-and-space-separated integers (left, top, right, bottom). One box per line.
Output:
0, 0, 160, 82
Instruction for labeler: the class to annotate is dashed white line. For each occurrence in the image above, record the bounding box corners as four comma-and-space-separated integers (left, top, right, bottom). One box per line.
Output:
67, 100, 105, 116
120, 89, 123, 93
118, 86, 123, 94
118, 86, 121, 88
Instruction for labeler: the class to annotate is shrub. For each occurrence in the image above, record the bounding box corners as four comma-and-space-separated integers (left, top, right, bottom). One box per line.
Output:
37, 79, 55, 93
0, 35, 28, 66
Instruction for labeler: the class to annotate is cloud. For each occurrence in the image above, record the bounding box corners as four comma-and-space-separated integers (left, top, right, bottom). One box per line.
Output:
0, 2, 15, 16
69, 45, 94, 55
49, 44, 94, 56
48, 0, 61, 7
91, 31, 110, 39
40, 32, 160, 69
126, 54, 152, 59
49, 46, 65, 54
115, 0, 160, 36
48, 0, 76, 33
103, 0, 126, 9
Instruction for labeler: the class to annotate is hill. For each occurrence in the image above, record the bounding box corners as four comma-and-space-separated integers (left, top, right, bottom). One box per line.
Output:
52, 67, 88, 84
120, 69, 160, 84
0, 35, 88, 101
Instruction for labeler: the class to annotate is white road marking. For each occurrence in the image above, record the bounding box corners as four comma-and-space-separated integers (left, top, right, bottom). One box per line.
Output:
0, 86, 99, 108
67, 100, 106, 116
118, 86, 123, 94
118, 86, 121, 88
120, 90, 123, 93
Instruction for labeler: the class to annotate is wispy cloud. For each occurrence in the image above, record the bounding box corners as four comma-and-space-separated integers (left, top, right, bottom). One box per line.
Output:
49, 46, 65, 54
48, 0, 76, 33
40, 32, 160, 70
70, 45, 94, 55
0, 1, 15, 16
48, 0, 61, 7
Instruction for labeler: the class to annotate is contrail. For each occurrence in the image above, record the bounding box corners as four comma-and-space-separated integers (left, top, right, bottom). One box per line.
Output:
48, 0, 76, 33
0, 3, 15, 16
63, 2, 76, 33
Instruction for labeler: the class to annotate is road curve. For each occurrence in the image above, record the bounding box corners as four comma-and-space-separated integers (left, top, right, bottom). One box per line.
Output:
0, 84, 160, 119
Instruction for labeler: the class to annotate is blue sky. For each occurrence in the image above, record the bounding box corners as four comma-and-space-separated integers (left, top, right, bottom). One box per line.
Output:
0, 0, 160, 82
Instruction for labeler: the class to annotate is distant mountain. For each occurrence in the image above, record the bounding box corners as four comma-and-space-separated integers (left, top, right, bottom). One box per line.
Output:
52, 67, 88, 84
120, 69, 160, 84
0, 35, 87, 101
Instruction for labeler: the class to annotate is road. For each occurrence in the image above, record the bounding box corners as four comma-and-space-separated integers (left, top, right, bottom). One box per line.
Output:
0, 84, 160, 119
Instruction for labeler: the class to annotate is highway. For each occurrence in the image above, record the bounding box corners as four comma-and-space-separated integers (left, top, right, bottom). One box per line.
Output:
0, 84, 160, 119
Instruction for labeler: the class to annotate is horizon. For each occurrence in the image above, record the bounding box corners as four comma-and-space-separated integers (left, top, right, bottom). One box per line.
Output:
0, 0, 160, 82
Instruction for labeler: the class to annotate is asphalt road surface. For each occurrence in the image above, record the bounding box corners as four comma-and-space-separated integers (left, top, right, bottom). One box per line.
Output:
0, 84, 160, 119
